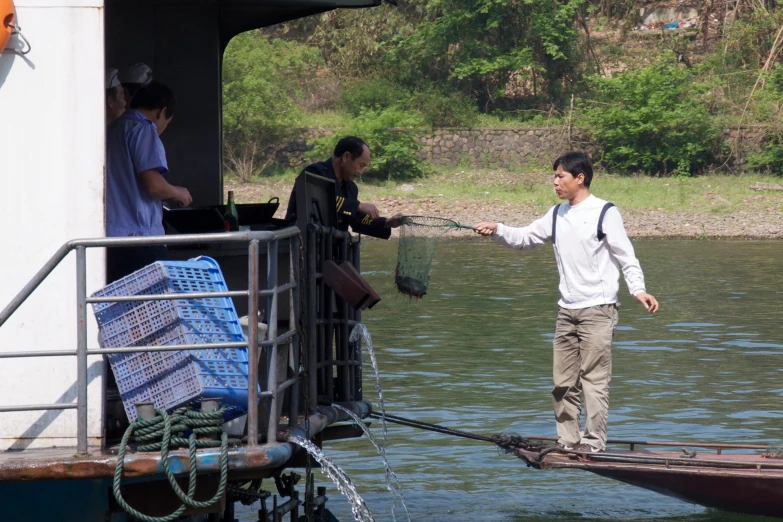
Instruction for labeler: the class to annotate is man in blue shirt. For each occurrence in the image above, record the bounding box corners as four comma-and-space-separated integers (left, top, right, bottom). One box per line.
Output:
106, 81, 192, 282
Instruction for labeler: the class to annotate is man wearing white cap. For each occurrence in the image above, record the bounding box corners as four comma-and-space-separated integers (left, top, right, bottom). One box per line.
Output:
105, 68, 126, 126
117, 62, 153, 106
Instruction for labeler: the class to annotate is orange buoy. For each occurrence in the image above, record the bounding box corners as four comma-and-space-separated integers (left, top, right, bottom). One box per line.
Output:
1, 0, 14, 54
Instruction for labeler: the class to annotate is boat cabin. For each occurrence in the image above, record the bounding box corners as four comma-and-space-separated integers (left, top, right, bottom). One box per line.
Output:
0, 0, 379, 519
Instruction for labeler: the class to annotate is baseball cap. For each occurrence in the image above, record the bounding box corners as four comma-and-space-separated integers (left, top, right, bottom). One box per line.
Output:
106, 68, 121, 89
118, 62, 153, 86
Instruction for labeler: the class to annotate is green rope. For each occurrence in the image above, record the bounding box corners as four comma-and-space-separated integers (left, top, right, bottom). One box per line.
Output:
113, 407, 231, 522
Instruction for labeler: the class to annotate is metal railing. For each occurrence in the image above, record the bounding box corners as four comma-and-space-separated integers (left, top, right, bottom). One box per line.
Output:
306, 224, 363, 408
0, 229, 301, 454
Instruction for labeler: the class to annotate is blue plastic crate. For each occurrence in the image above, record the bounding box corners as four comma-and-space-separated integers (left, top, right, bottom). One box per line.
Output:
91, 256, 250, 421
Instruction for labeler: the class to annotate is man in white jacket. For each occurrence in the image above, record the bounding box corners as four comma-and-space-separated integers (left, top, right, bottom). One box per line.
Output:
475, 152, 659, 453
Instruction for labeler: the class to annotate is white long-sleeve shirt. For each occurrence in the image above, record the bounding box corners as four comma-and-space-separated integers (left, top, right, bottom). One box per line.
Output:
493, 194, 646, 309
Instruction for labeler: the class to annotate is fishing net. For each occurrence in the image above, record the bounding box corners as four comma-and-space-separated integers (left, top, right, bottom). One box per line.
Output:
395, 216, 466, 299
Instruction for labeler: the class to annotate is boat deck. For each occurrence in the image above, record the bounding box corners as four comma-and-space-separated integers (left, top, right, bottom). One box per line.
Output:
0, 402, 369, 483
518, 446, 783, 476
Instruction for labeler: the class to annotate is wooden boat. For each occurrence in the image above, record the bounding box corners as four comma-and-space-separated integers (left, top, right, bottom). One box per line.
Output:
513, 436, 783, 519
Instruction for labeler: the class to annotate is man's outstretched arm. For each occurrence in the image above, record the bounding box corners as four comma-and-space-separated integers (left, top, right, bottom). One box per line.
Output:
474, 207, 555, 249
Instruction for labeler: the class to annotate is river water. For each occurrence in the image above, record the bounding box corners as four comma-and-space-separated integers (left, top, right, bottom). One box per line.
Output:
242, 238, 783, 522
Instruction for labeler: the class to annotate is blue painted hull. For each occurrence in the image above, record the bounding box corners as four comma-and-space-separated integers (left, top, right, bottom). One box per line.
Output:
0, 479, 117, 522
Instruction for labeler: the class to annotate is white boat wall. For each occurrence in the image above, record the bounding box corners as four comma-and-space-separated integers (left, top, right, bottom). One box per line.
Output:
0, 0, 106, 452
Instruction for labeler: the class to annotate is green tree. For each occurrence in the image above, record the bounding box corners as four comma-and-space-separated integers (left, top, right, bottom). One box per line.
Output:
302, 5, 416, 77
721, 10, 783, 70
287, 0, 586, 112
582, 56, 720, 175
391, 0, 585, 109
222, 31, 319, 181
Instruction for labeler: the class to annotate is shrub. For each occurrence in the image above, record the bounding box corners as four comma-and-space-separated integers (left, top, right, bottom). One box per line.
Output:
339, 78, 413, 116
340, 78, 478, 127
410, 87, 478, 127
581, 56, 720, 175
746, 139, 783, 176
306, 106, 426, 181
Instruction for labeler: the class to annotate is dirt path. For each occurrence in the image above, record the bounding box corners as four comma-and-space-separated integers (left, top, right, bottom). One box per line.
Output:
226, 178, 782, 239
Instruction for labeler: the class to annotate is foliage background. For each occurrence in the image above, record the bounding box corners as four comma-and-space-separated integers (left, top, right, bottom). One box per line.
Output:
222, 0, 783, 179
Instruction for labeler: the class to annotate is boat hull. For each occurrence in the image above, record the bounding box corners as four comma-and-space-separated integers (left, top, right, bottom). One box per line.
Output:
0, 479, 112, 522
514, 447, 783, 519
592, 464, 783, 518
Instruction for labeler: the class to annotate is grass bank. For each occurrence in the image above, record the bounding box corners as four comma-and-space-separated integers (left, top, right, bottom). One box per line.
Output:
226, 169, 783, 239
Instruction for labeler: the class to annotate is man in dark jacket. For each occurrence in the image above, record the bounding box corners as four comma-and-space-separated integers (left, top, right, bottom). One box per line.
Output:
285, 136, 402, 239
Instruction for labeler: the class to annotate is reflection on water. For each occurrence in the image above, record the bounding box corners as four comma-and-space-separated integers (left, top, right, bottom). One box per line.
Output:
240, 239, 783, 522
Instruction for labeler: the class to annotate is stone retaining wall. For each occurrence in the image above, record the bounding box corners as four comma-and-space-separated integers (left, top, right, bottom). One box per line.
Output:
272, 129, 332, 168
273, 126, 769, 169
415, 127, 598, 168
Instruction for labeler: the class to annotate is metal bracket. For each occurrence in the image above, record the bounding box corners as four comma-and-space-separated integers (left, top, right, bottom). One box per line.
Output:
5, 23, 31, 56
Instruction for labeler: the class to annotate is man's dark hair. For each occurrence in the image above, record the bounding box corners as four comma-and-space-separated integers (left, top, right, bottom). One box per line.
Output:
553, 152, 593, 188
130, 81, 177, 119
106, 87, 122, 100
123, 83, 145, 99
333, 136, 369, 159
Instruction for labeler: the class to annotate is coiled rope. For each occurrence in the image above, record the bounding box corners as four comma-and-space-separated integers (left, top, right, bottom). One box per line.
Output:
113, 407, 231, 522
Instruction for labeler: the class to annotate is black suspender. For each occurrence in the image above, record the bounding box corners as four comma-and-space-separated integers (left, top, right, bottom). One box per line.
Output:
597, 202, 615, 241
551, 201, 615, 244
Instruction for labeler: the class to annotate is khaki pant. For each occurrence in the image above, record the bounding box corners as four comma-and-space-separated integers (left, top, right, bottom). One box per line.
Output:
552, 304, 618, 450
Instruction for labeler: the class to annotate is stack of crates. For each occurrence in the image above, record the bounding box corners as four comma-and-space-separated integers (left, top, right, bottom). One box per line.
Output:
92, 256, 250, 421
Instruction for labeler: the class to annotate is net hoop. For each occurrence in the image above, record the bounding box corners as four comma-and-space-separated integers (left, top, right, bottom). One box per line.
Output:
400, 215, 460, 229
